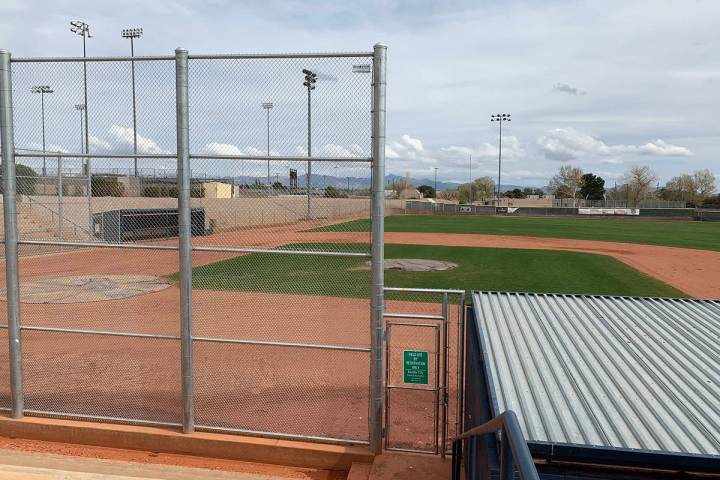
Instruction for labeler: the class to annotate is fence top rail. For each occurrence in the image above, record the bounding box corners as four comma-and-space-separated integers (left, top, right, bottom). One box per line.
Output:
9, 51, 374, 63
189, 154, 373, 163
15, 152, 178, 159
384, 287, 465, 295
13, 152, 372, 163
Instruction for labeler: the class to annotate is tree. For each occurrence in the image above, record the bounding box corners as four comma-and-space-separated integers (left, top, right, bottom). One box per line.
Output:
662, 174, 694, 202
324, 185, 347, 198
662, 169, 716, 206
503, 188, 526, 199
622, 166, 658, 207
692, 169, 716, 203
473, 176, 496, 200
579, 173, 606, 200
92, 176, 125, 197
549, 165, 583, 205
417, 185, 436, 198
457, 183, 476, 203
438, 188, 459, 201
15, 164, 38, 195
522, 187, 544, 198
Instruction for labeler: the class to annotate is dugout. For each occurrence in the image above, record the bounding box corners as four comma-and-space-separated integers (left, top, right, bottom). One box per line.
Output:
463, 291, 720, 479
92, 208, 206, 242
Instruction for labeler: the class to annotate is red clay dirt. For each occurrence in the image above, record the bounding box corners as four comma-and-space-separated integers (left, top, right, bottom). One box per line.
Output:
0, 218, 718, 460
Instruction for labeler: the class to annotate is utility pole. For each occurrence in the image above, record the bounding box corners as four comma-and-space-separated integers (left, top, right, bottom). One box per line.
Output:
121, 28, 143, 176
434, 167, 438, 198
469, 156, 472, 203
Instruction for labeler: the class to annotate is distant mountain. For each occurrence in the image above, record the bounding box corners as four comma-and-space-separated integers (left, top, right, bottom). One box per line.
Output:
231, 172, 546, 193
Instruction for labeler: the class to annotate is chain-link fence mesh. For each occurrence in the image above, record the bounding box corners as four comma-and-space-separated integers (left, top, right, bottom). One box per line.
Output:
1, 50, 377, 444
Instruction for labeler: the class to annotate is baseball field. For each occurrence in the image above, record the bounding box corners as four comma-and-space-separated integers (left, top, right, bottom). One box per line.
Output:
1, 212, 719, 451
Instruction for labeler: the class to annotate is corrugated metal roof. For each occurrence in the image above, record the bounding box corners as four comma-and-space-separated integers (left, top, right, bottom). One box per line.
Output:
472, 291, 720, 456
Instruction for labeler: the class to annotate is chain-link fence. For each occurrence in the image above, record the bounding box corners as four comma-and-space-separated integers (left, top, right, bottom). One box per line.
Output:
0, 46, 387, 448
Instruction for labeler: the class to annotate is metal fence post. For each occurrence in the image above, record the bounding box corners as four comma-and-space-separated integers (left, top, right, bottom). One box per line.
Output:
369, 42, 387, 454
0, 49, 24, 418
57, 155, 63, 240
175, 47, 194, 433
441, 291, 449, 456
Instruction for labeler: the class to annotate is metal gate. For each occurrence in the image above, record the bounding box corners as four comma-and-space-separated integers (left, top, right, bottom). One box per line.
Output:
383, 287, 466, 455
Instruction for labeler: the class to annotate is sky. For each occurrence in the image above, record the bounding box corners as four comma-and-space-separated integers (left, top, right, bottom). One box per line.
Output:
0, 0, 718, 187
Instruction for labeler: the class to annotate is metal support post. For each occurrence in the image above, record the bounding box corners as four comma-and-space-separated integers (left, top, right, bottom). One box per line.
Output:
306, 87, 313, 219
175, 47, 194, 433
57, 155, 63, 240
0, 50, 24, 418
441, 292, 449, 457
369, 42, 387, 454
456, 292, 466, 438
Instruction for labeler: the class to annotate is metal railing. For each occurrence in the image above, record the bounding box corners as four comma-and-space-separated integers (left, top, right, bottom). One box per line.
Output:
452, 411, 539, 480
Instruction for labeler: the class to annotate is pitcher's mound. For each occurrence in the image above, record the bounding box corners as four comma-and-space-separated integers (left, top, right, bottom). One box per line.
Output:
1, 274, 171, 304
353, 259, 458, 272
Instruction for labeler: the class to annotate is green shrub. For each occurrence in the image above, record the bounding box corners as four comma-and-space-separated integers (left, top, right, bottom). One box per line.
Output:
143, 183, 204, 198
15, 164, 38, 195
92, 176, 125, 197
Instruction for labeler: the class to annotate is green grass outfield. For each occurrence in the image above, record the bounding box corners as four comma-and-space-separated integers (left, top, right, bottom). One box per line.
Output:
173, 243, 685, 300
311, 215, 720, 251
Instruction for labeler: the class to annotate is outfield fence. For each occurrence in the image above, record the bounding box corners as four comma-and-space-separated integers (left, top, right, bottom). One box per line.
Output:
0, 45, 387, 450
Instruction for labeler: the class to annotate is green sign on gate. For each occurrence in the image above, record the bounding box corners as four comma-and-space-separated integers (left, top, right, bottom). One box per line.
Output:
403, 350, 429, 384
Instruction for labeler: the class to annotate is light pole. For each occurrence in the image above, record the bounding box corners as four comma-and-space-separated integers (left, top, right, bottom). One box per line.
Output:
70, 21, 91, 171
122, 28, 142, 176
469, 155, 472, 203
261, 102, 273, 185
70, 20, 93, 237
74, 104, 85, 154
490, 113, 511, 203
31, 85, 53, 176
434, 167, 438, 198
303, 68, 316, 219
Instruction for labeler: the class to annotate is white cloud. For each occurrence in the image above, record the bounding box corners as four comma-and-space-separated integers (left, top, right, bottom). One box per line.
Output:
205, 143, 243, 155
317, 143, 365, 157
88, 125, 169, 155
25, 142, 69, 154
108, 125, 169, 155
382, 133, 526, 181
637, 139, 693, 157
537, 128, 693, 162
89, 135, 111, 152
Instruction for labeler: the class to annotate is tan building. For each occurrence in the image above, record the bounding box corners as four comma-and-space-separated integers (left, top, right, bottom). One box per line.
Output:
202, 182, 234, 199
